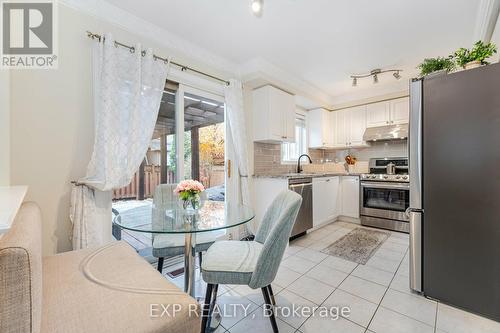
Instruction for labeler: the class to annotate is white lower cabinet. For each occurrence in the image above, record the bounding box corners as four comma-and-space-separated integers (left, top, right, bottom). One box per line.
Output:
312, 177, 341, 227
341, 176, 360, 218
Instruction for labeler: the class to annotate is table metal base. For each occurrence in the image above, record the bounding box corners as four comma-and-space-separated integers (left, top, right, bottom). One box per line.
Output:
184, 232, 195, 296
208, 313, 222, 332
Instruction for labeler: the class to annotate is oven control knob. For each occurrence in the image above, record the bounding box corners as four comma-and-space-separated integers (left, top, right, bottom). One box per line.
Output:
402, 176, 408, 180
396, 175, 401, 179
383, 175, 388, 179
371, 175, 376, 179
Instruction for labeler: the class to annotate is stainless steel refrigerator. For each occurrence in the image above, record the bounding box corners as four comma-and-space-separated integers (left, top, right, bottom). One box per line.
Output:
408, 62, 500, 322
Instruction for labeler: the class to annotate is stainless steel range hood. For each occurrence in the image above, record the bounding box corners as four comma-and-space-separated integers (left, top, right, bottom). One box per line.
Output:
363, 124, 408, 142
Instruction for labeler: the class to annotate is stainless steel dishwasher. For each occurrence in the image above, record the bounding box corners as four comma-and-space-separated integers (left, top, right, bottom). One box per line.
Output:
288, 177, 313, 239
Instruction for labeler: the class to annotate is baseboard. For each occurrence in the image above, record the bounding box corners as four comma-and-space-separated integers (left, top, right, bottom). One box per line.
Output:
337, 216, 361, 224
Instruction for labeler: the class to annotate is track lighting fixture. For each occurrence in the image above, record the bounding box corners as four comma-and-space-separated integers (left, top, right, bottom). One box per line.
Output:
350, 68, 403, 87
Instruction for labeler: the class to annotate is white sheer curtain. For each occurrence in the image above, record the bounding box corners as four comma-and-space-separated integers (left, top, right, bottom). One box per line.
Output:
224, 79, 254, 238
70, 33, 168, 249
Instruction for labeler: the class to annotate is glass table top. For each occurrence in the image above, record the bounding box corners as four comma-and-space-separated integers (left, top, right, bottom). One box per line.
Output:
112, 201, 255, 234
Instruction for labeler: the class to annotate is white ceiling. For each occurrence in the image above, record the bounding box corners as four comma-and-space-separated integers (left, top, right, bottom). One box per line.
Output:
105, 0, 482, 103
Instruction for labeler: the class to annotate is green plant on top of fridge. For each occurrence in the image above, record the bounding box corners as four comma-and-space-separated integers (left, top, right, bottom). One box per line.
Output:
454, 41, 497, 68
417, 56, 455, 77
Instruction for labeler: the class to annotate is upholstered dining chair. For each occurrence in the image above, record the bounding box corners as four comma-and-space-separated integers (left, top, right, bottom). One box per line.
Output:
200, 190, 302, 333
152, 184, 225, 273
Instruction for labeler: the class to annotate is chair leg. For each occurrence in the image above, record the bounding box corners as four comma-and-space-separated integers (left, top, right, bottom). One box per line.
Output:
205, 284, 219, 331
157, 257, 164, 273
198, 251, 203, 267
268, 284, 276, 306
261, 286, 279, 333
201, 283, 214, 333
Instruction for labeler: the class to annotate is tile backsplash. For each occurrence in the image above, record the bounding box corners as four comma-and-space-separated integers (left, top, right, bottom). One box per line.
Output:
253, 142, 296, 175
253, 140, 408, 175
335, 140, 408, 161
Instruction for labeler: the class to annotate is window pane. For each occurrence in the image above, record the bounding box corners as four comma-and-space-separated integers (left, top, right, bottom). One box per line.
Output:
282, 115, 306, 163
183, 92, 226, 203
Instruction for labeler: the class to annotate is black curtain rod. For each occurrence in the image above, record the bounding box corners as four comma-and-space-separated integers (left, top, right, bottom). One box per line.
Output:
86, 31, 230, 86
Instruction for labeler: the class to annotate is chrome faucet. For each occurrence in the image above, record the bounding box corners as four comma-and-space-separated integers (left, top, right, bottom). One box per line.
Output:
297, 154, 313, 173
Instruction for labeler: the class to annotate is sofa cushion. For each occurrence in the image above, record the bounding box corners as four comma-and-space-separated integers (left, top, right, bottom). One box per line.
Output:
0, 202, 42, 333
41, 241, 200, 333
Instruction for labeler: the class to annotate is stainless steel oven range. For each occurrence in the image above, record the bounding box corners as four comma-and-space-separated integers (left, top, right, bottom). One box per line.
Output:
360, 157, 410, 233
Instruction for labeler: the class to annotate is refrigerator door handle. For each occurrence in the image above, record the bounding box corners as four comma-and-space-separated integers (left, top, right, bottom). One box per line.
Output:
409, 210, 423, 292
409, 79, 423, 210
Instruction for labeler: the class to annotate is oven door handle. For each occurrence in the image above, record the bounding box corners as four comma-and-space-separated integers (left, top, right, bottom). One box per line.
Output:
360, 182, 410, 190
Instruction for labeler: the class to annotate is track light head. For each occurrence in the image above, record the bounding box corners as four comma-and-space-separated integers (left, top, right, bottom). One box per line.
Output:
352, 77, 357, 87
393, 71, 401, 79
373, 74, 378, 84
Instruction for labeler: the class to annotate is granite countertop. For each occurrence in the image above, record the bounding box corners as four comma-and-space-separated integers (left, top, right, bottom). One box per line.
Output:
252, 172, 363, 179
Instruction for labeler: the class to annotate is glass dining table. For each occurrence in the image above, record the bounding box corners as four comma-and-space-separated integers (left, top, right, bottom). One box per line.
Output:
112, 200, 255, 297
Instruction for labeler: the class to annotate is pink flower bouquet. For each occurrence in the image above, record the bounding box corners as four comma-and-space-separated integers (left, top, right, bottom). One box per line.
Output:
174, 180, 205, 209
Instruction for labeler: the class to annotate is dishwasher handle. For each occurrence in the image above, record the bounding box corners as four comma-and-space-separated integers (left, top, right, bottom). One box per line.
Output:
289, 183, 312, 189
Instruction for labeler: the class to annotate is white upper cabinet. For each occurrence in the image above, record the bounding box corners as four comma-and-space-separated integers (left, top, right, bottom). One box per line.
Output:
366, 101, 390, 127
332, 106, 368, 149
366, 97, 409, 127
308, 106, 368, 149
331, 109, 347, 148
253, 85, 296, 143
307, 108, 333, 148
347, 105, 367, 147
390, 97, 410, 125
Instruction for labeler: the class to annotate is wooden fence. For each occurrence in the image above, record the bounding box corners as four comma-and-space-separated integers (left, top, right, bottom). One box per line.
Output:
112, 165, 174, 200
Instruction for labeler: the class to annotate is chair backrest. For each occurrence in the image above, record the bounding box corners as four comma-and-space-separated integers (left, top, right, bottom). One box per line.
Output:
249, 190, 302, 289
151, 184, 207, 242
153, 184, 178, 206
153, 183, 208, 206
0, 202, 43, 333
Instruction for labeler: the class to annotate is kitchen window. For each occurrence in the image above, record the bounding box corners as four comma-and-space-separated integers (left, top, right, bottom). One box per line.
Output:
281, 115, 307, 163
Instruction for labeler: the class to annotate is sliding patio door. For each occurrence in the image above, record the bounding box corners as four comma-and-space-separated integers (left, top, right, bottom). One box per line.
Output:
176, 84, 233, 205
111, 81, 235, 248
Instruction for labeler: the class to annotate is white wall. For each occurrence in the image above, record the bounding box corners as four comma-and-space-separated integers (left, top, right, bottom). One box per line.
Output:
492, 15, 500, 63
9, 4, 231, 255
0, 69, 9, 186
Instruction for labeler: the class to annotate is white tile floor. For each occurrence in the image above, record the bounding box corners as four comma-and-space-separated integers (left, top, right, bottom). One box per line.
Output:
167, 221, 500, 333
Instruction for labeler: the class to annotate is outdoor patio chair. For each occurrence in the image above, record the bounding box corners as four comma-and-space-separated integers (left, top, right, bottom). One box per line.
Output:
200, 190, 302, 333
152, 183, 225, 273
